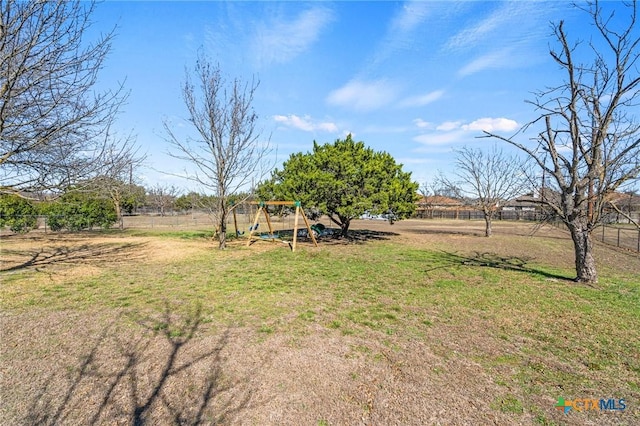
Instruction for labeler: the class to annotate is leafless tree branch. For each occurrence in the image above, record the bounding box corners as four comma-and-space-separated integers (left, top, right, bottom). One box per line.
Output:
0, 0, 129, 198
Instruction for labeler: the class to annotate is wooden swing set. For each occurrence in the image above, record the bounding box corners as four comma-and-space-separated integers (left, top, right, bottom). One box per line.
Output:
232, 201, 318, 251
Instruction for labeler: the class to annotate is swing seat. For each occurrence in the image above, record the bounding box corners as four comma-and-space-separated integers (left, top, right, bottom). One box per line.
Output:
249, 223, 259, 232
310, 223, 325, 237
260, 233, 279, 239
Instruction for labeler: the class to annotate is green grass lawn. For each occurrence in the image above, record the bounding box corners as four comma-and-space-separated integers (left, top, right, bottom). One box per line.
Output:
1, 223, 639, 424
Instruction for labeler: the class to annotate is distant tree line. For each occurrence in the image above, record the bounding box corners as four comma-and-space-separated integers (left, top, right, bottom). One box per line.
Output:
0, 179, 259, 233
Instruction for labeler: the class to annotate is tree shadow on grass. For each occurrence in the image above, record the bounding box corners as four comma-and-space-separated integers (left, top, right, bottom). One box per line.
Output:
404, 228, 485, 237
246, 228, 399, 248
318, 229, 399, 246
0, 241, 147, 272
423, 251, 574, 282
25, 304, 262, 425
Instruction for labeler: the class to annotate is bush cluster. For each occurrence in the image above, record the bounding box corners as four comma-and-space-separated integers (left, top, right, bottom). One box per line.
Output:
0, 195, 38, 233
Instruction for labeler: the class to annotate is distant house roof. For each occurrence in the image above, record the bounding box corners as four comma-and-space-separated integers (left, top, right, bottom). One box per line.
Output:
605, 192, 640, 211
504, 194, 541, 208
504, 190, 640, 210
417, 195, 464, 208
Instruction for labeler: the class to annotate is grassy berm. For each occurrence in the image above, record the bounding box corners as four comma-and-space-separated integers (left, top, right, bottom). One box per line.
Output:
1, 219, 638, 425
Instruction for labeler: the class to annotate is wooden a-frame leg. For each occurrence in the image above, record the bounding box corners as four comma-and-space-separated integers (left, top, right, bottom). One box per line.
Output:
246, 206, 263, 246
299, 208, 318, 247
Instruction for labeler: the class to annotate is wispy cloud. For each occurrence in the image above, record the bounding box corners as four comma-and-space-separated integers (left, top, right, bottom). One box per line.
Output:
445, 4, 509, 51
414, 117, 518, 146
363, 1, 440, 73
414, 130, 466, 146
390, 0, 432, 34
253, 6, 334, 66
445, 2, 544, 52
457, 48, 515, 76
326, 79, 400, 112
445, 1, 560, 76
398, 89, 445, 108
273, 114, 338, 133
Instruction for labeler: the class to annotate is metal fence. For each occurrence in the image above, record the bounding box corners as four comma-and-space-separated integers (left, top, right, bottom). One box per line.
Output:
594, 224, 640, 253
3, 212, 639, 252
415, 209, 547, 221
0, 212, 272, 233
121, 213, 218, 229
416, 209, 640, 253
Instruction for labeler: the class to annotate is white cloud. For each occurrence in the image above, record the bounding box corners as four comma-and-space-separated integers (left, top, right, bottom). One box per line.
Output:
413, 118, 433, 129
436, 121, 463, 131
462, 117, 518, 132
414, 117, 519, 146
273, 114, 338, 133
398, 89, 445, 108
326, 79, 400, 111
253, 6, 334, 66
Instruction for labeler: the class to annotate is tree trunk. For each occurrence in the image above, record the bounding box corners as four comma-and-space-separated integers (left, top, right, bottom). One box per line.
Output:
326, 214, 350, 237
483, 212, 492, 237
567, 221, 598, 283
115, 202, 123, 230
111, 191, 123, 230
341, 219, 351, 237
218, 204, 227, 250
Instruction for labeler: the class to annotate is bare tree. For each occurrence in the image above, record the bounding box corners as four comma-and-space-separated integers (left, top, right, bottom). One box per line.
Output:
438, 145, 528, 237
0, 0, 127, 197
147, 184, 180, 217
90, 130, 147, 228
163, 53, 270, 249
418, 179, 456, 219
485, 1, 640, 283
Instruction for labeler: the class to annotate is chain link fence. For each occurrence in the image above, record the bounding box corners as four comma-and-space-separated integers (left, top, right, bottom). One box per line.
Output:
594, 224, 640, 253
3, 212, 639, 252
0, 211, 273, 233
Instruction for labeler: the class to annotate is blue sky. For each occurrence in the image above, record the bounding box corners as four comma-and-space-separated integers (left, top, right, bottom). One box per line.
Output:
89, 0, 603, 193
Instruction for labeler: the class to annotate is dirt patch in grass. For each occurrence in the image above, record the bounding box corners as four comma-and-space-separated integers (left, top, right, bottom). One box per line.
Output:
0, 308, 534, 425
0, 233, 212, 274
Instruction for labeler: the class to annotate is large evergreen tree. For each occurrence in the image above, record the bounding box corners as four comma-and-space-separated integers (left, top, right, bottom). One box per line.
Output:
258, 135, 418, 236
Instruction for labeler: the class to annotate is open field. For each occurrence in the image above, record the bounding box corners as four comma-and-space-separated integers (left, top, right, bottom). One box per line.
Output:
1, 219, 639, 425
